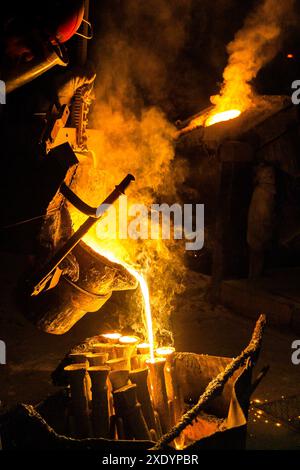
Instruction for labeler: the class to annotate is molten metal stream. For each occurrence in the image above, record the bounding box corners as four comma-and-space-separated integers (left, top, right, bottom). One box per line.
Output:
81, 237, 155, 361
125, 267, 155, 362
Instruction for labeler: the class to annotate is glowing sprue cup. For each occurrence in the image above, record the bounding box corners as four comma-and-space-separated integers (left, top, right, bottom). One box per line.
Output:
101, 333, 122, 343
155, 346, 175, 358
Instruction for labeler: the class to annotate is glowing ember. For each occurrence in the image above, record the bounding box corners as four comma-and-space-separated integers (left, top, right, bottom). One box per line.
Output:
119, 335, 139, 344
101, 333, 121, 340
155, 346, 175, 357
205, 109, 241, 127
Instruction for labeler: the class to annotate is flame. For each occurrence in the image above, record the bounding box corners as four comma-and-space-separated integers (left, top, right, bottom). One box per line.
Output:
207, 0, 294, 124
180, 107, 241, 135
182, 0, 295, 136
205, 109, 241, 127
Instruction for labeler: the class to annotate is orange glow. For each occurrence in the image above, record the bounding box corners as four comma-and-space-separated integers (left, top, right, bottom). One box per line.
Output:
78, 237, 155, 362
188, 0, 293, 137
137, 342, 150, 349
155, 346, 175, 357
101, 333, 121, 340
146, 357, 166, 366
119, 335, 139, 344
182, 107, 242, 134
205, 109, 241, 127
127, 269, 155, 361
137, 342, 150, 353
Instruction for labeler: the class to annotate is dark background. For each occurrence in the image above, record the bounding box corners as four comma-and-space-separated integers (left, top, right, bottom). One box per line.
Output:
2, 0, 300, 120
0, 0, 300, 416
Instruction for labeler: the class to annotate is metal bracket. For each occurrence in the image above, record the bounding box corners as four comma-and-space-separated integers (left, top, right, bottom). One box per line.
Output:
39, 104, 70, 153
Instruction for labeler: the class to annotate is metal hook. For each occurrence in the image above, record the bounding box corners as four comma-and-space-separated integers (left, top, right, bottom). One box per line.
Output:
75, 19, 93, 40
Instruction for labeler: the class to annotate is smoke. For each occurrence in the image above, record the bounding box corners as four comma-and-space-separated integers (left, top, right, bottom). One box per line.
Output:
71, 1, 192, 344
71, 0, 295, 342
93, 0, 193, 113
210, 0, 296, 113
